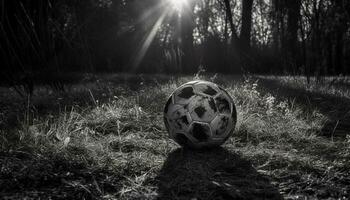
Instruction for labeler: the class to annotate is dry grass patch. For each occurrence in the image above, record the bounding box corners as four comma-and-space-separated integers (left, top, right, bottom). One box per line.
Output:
1, 74, 349, 199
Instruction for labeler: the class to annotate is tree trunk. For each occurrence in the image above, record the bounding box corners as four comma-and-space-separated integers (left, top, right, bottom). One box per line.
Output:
240, 0, 253, 50
180, 1, 196, 73
332, 0, 346, 75
240, 0, 254, 69
334, 29, 344, 75
222, 0, 240, 72
286, 0, 301, 73
222, 0, 239, 43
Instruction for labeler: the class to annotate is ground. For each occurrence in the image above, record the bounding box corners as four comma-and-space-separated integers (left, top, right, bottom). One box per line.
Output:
0, 73, 350, 199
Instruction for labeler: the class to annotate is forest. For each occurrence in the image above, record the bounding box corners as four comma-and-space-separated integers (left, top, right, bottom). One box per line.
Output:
1, 0, 349, 78
1, 0, 350, 199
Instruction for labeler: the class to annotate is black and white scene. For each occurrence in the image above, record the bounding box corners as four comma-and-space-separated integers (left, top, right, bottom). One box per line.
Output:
1, 0, 350, 199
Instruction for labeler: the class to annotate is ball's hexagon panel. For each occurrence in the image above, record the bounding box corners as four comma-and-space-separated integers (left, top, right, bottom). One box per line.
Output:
174, 85, 196, 105
218, 87, 235, 112
166, 107, 192, 132
163, 95, 174, 115
165, 104, 186, 118
163, 116, 171, 132
173, 132, 194, 147
218, 87, 237, 126
210, 115, 232, 138
188, 95, 218, 123
193, 82, 220, 97
214, 94, 231, 115
189, 122, 212, 142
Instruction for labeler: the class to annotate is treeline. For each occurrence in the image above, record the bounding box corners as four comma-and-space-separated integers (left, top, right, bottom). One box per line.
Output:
0, 0, 349, 79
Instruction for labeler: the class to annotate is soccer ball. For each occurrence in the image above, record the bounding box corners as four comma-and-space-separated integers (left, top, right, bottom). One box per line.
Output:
164, 80, 237, 149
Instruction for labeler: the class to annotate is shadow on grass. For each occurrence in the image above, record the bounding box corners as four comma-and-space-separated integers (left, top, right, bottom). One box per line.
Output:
156, 147, 282, 200
256, 77, 350, 138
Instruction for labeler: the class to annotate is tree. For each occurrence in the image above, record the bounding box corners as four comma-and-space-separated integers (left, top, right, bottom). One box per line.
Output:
240, 0, 254, 50
286, 0, 301, 73
221, 0, 241, 72
180, 0, 196, 73
240, 0, 254, 68
332, 0, 347, 75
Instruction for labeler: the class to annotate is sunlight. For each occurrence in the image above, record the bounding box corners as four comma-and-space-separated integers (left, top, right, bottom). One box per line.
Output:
132, 7, 172, 70
168, 0, 188, 11
132, 0, 188, 71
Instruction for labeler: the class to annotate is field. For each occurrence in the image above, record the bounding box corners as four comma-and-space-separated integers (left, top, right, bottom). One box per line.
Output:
1, 74, 350, 199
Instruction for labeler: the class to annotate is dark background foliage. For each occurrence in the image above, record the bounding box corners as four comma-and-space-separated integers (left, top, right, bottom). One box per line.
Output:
0, 0, 349, 80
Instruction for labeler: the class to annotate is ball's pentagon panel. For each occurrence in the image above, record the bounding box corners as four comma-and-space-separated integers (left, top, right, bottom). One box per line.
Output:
174, 85, 196, 105
189, 122, 212, 142
164, 80, 237, 149
188, 95, 217, 123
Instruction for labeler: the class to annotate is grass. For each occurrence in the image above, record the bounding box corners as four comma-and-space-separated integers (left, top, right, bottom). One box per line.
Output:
0, 73, 350, 199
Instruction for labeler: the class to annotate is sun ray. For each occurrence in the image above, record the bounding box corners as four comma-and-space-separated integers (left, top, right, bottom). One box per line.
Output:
132, 7, 173, 71
131, 0, 188, 71
136, 1, 168, 25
